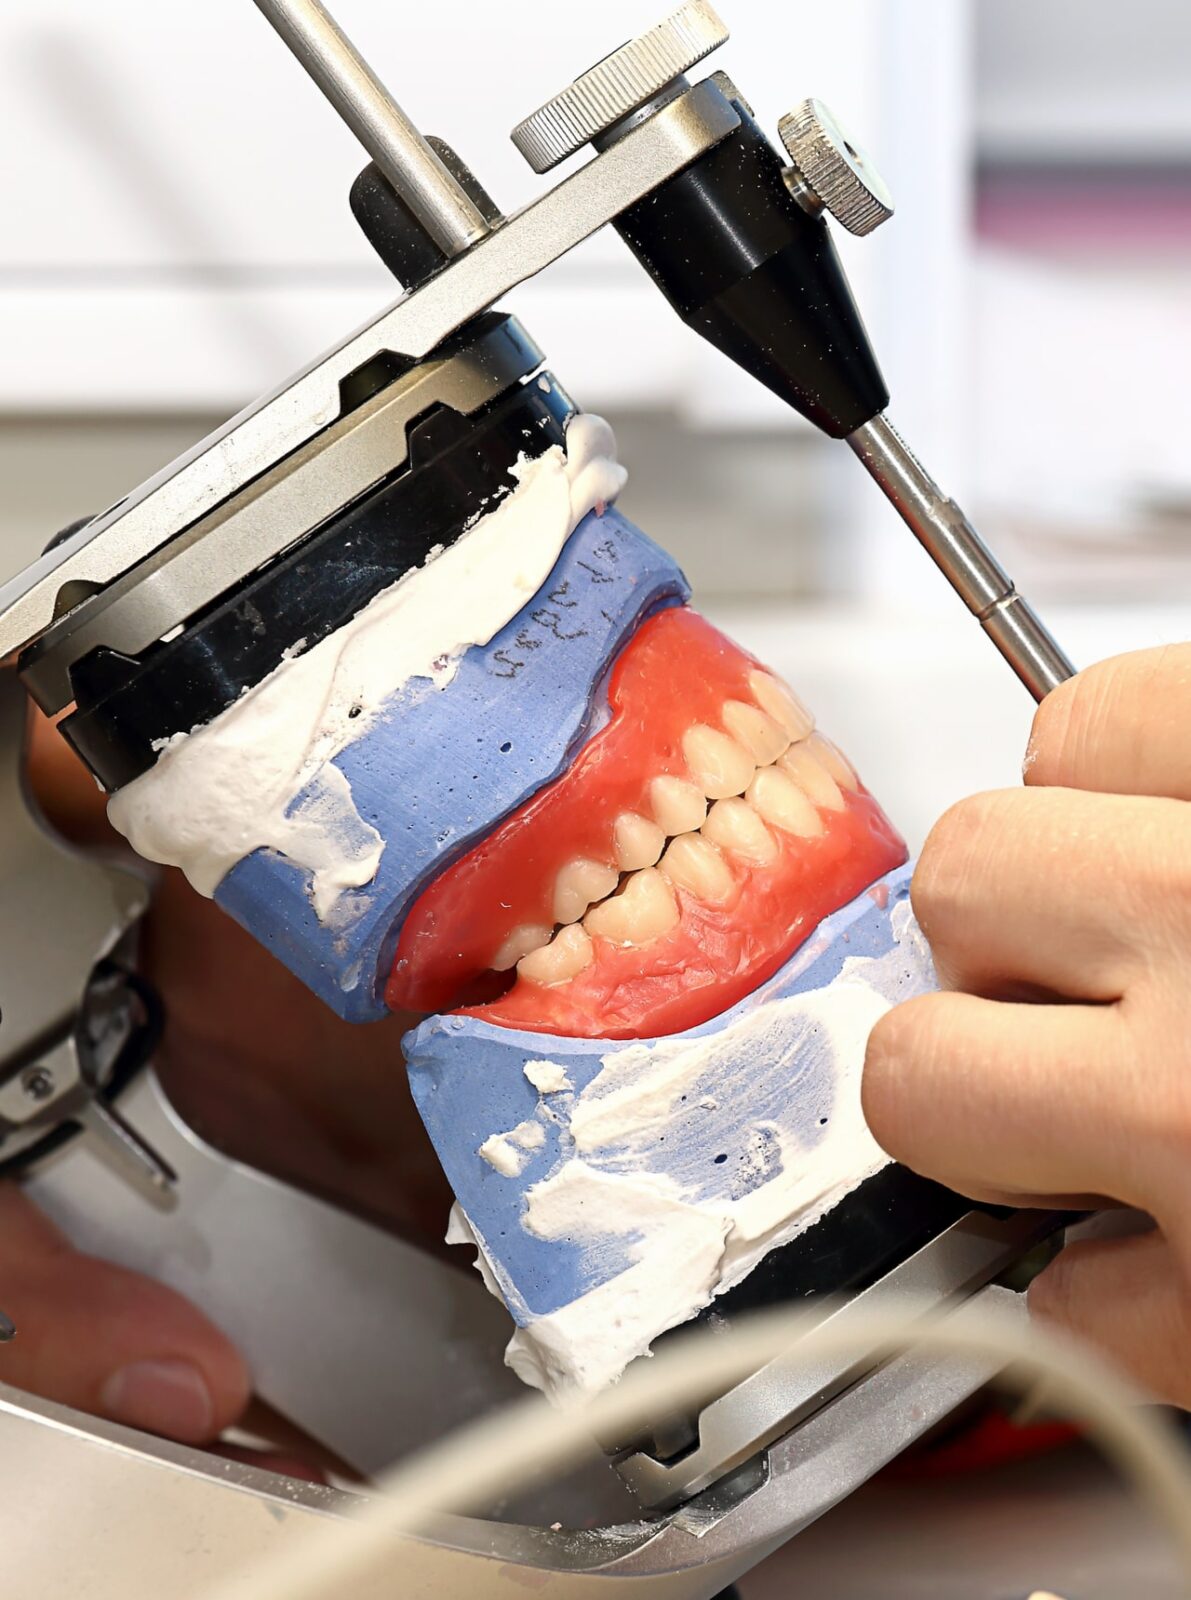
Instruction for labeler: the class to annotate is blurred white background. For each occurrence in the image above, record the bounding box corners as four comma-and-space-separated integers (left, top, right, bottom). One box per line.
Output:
0, 0, 1188, 847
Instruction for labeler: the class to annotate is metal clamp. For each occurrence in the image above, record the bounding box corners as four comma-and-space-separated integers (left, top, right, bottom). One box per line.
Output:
0, 668, 169, 1220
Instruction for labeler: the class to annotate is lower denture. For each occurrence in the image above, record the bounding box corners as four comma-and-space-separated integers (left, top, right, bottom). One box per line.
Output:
386, 607, 907, 1037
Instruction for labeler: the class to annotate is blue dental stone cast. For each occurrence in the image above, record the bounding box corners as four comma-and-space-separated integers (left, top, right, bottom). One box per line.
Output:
213, 508, 688, 1021
404, 865, 935, 1323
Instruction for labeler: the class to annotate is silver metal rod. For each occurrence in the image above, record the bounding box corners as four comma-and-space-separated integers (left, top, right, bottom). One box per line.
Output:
848, 414, 1076, 702
251, 0, 488, 257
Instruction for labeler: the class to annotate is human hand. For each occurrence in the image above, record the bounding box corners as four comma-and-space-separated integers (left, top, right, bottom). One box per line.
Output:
0, 710, 448, 1447
863, 645, 1191, 1404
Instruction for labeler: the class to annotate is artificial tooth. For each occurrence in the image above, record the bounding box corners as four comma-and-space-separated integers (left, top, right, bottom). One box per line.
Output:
808, 732, 859, 792
614, 811, 666, 871
779, 742, 845, 812
553, 857, 620, 925
493, 923, 555, 972
683, 724, 756, 800
747, 766, 825, 838
584, 867, 679, 946
748, 670, 814, 742
649, 775, 708, 837
702, 798, 779, 866
722, 699, 789, 765
659, 833, 735, 902
517, 924, 594, 986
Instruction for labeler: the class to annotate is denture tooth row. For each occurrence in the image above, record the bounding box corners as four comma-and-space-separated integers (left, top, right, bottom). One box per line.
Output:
505, 671, 861, 985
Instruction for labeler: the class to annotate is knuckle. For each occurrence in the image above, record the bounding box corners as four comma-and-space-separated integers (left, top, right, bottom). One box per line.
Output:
913, 792, 1012, 928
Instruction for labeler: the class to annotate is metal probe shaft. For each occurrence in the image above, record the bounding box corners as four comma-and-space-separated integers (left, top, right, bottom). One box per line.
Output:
251, 0, 489, 257
849, 415, 1076, 703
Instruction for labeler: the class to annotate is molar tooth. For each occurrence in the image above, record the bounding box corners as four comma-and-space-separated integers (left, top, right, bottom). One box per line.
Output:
649, 775, 708, 837
748, 670, 814, 741
659, 833, 735, 903
493, 923, 554, 972
553, 857, 620, 925
722, 699, 789, 766
583, 867, 678, 947
614, 811, 665, 871
517, 924, 593, 987
702, 798, 779, 866
808, 732, 859, 792
747, 766, 825, 838
779, 742, 845, 812
682, 724, 755, 800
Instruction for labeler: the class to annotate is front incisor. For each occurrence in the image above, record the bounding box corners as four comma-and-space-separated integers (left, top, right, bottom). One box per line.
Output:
748, 670, 814, 742
659, 833, 735, 902
747, 766, 825, 837
683, 724, 756, 800
722, 700, 789, 766
517, 923, 594, 986
807, 732, 858, 792
584, 867, 679, 946
702, 798, 779, 865
778, 742, 844, 812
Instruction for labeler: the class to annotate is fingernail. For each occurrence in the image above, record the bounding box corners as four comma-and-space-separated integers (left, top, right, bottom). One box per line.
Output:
101, 1358, 215, 1441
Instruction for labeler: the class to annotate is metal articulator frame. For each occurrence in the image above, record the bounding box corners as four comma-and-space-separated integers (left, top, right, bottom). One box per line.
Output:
0, 1285, 1020, 1599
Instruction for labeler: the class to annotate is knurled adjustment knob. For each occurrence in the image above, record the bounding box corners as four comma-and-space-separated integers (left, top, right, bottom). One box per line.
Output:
511, 1, 729, 174
778, 98, 894, 237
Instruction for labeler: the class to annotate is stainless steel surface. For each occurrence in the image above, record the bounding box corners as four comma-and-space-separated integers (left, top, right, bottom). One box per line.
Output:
777, 99, 895, 236
26, 1069, 526, 1475
0, 79, 739, 665
22, 318, 546, 715
617, 1209, 1062, 1510
0, 668, 149, 1068
511, 2, 729, 174
849, 414, 1077, 700
0, 1289, 1016, 1596
251, 0, 488, 256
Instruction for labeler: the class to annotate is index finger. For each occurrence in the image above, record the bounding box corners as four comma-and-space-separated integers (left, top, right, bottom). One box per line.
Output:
1027, 644, 1191, 801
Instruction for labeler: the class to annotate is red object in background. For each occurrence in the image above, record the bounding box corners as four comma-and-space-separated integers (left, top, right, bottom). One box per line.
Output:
889, 1405, 1081, 1481
388, 607, 906, 1038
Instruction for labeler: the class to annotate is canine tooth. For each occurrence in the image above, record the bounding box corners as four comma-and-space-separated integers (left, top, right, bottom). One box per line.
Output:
649, 776, 708, 837
747, 766, 825, 838
659, 834, 735, 902
749, 670, 814, 741
722, 700, 789, 765
553, 857, 620, 925
683, 725, 755, 800
779, 743, 844, 812
808, 732, 859, 792
702, 798, 779, 865
493, 923, 554, 972
614, 811, 665, 871
517, 924, 593, 986
584, 868, 678, 946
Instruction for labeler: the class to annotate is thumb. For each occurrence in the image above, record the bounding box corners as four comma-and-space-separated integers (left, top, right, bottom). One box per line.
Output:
1028, 1228, 1191, 1410
0, 1182, 250, 1442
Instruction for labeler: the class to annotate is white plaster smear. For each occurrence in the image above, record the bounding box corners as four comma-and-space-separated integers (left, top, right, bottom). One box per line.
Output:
493, 906, 932, 1404
107, 415, 626, 920
524, 1059, 572, 1094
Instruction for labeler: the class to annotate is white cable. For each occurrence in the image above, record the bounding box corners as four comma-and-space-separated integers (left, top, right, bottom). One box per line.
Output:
202, 1298, 1191, 1600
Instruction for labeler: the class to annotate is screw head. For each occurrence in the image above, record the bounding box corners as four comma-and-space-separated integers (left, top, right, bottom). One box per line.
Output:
21, 1067, 55, 1103
778, 98, 894, 237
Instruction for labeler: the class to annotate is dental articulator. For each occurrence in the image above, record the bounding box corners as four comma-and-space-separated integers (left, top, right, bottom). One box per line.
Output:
0, 4, 1080, 1593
